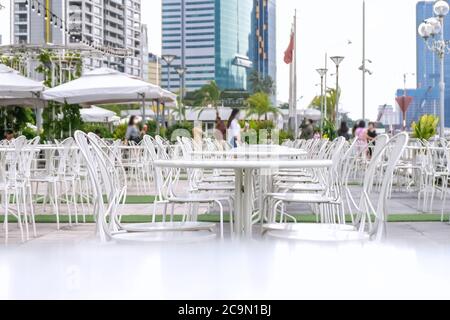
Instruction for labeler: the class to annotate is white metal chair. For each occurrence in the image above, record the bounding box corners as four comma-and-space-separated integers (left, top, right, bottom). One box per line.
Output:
265, 133, 409, 242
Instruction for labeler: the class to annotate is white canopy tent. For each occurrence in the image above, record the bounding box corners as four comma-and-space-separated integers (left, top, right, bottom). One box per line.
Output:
43, 68, 164, 105
80, 106, 117, 123
43, 68, 177, 133
0, 64, 46, 130
0, 64, 46, 100
299, 109, 322, 121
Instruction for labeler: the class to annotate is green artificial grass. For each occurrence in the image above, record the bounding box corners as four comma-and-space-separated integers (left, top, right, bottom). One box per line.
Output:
12, 195, 157, 205
0, 214, 447, 224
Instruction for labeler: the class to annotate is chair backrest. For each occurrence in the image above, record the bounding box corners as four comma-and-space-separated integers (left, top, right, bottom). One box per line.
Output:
18, 136, 41, 179
74, 131, 125, 242
360, 133, 409, 240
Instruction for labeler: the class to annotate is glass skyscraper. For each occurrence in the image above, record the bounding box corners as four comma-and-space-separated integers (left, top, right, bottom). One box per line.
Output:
401, 1, 450, 127
161, 0, 276, 96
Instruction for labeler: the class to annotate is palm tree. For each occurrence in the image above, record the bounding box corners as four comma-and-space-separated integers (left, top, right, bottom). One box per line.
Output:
193, 81, 222, 117
309, 88, 339, 121
248, 70, 276, 95
246, 92, 281, 121
171, 95, 187, 123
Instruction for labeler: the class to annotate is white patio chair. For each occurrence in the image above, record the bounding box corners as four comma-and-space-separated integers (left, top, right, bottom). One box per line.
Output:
265, 133, 409, 242
1, 136, 40, 243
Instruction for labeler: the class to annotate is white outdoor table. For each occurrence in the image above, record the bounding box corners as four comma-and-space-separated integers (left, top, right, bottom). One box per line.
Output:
154, 159, 332, 238
189, 146, 307, 159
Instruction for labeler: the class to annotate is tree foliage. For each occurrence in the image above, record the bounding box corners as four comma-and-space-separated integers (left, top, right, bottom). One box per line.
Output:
35, 50, 84, 141
246, 92, 281, 121
248, 70, 276, 95
309, 88, 340, 122
192, 81, 223, 117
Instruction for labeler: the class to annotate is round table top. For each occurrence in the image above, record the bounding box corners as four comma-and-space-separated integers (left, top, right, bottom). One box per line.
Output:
154, 159, 332, 170
190, 146, 307, 158
406, 146, 446, 152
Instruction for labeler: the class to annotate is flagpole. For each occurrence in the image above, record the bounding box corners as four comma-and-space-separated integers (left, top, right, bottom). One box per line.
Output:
293, 10, 298, 138
324, 53, 328, 121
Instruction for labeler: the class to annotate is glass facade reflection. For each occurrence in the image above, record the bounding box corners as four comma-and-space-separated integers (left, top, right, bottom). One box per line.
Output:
215, 0, 255, 91
162, 0, 276, 96
410, 1, 450, 126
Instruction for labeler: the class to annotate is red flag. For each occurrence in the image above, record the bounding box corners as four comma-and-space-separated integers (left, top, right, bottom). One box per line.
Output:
284, 32, 295, 64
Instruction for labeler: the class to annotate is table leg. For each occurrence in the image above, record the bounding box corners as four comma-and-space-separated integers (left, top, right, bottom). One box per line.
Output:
243, 168, 253, 238
234, 169, 243, 237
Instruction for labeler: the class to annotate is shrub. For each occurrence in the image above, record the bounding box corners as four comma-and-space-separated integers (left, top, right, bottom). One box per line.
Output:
113, 123, 127, 140
166, 122, 193, 142
21, 126, 38, 140
279, 130, 294, 142
412, 115, 439, 141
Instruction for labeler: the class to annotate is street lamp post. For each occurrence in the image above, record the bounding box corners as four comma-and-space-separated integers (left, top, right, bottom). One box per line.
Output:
330, 56, 345, 128
316, 68, 328, 133
161, 54, 177, 130
175, 66, 188, 123
418, 0, 450, 137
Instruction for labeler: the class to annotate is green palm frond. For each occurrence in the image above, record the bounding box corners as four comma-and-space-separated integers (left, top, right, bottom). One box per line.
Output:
412, 115, 439, 141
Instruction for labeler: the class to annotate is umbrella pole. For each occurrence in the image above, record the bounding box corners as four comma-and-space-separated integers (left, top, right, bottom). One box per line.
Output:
161, 103, 166, 128
142, 95, 146, 126
52, 105, 56, 140
156, 100, 161, 135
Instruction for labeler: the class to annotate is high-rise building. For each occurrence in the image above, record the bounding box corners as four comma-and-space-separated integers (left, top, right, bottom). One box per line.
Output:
11, 0, 145, 78
408, 1, 450, 126
161, 0, 276, 97
254, 0, 276, 88
148, 53, 161, 86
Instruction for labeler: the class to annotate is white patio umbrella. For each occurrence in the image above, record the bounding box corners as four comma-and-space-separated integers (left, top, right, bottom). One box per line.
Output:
0, 64, 46, 99
80, 106, 117, 123
43, 68, 177, 135
0, 64, 46, 130
43, 68, 164, 105
299, 108, 322, 121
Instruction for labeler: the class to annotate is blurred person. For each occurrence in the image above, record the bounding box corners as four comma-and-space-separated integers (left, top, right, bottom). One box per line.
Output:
3, 130, 15, 143
227, 108, 242, 148
355, 120, 368, 154
367, 122, 378, 158
300, 119, 314, 140
337, 121, 351, 141
141, 124, 149, 138
215, 111, 227, 140
125, 116, 141, 144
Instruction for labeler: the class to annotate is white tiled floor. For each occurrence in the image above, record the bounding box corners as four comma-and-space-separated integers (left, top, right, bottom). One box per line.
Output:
1, 222, 450, 300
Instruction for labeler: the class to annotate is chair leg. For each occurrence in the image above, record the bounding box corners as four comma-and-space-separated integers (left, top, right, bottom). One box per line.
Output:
71, 180, 79, 225
15, 189, 24, 243
3, 190, 9, 245
27, 184, 37, 237
52, 183, 60, 230
21, 186, 30, 241
215, 200, 224, 239
227, 199, 234, 237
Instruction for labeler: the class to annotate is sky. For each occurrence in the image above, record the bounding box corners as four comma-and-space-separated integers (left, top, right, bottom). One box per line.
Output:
0, 0, 419, 120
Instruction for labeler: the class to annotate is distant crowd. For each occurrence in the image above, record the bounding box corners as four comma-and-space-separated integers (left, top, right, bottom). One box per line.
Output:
299, 119, 378, 158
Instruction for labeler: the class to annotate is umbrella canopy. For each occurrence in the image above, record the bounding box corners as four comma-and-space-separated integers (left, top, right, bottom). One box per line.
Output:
299, 109, 322, 121
0, 64, 46, 99
160, 88, 178, 105
43, 68, 170, 105
80, 106, 117, 123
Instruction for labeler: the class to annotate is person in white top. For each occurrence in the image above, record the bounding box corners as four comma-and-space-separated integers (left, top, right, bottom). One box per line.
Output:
227, 108, 242, 148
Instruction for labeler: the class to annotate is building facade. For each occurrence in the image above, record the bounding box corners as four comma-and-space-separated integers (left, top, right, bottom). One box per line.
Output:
409, 1, 450, 126
254, 0, 276, 88
11, 0, 145, 78
148, 53, 161, 86
161, 0, 276, 97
